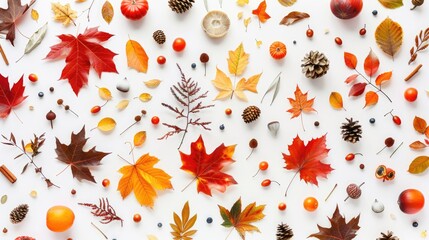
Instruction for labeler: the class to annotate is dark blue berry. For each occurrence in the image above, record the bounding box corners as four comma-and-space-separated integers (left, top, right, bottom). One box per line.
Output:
369, 118, 375, 124
219, 124, 225, 130
293, 40, 297, 44
413, 221, 418, 227
38, 92, 44, 98
206, 217, 213, 224
372, 10, 378, 16
191, 63, 196, 69
157, 222, 162, 228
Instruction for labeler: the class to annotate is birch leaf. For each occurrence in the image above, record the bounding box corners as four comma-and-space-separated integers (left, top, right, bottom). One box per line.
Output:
364, 91, 379, 108
144, 79, 161, 88
375, 17, 403, 58
134, 131, 147, 147
97, 117, 116, 132
116, 100, 130, 110
139, 93, 152, 102
98, 87, 112, 101
24, 22, 48, 54
126, 39, 149, 73
329, 92, 344, 110
278, 0, 297, 6
228, 43, 249, 76
31, 9, 39, 22
378, 0, 403, 9
102, 1, 114, 24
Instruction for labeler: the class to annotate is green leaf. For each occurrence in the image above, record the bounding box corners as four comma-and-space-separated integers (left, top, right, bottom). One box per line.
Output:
1, 195, 7, 204
408, 156, 429, 174
378, 0, 403, 9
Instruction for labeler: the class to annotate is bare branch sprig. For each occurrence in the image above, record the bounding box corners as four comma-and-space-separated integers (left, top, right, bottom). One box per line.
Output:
159, 64, 214, 149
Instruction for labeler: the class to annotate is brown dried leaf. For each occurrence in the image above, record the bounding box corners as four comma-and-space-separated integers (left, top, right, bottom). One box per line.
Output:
375, 17, 403, 58
279, 11, 310, 26
102, 1, 114, 24
413, 116, 427, 134
408, 156, 429, 174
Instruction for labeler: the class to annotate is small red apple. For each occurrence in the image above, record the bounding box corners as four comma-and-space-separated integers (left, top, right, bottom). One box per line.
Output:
398, 189, 425, 214
330, 0, 363, 19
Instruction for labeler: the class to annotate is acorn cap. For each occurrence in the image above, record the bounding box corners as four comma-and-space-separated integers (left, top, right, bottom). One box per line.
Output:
202, 10, 230, 38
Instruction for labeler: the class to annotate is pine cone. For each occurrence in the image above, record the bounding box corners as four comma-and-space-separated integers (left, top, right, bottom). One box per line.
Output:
153, 30, 166, 44
242, 106, 261, 123
301, 50, 330, 79
10, 204, 29, 224
277, 223, 293, 240
377, 231, 399, 240
341, 118, 362, 143
168, 0, 195, 14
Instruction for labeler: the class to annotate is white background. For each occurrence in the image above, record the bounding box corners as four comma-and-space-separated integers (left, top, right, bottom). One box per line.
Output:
1, 0, 429, 239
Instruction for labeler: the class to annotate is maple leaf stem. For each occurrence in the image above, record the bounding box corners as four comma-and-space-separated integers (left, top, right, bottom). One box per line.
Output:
181, 177, 197, 192
225, 227, 234, 240
91, 222, 108, 239
300, 114, 305, 132
354, 69, 392, 103
285, 171, 299, 197
16, 27, 29, 39
56, 164, 70, 176
117, 154, 133, 165
325, 183, 337, 202
0, 43, 9, 65
12, 110, 23, 124
120, 121, 138, 135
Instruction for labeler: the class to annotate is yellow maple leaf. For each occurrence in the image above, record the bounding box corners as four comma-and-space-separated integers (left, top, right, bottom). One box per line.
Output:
237, 0, 249, 6
237, 12, 243, 20
51, 2, 77, 26
126, 39, 149, 73
118, 154, 173, 207
212, 67, 261, 101
228, 43, 249, 76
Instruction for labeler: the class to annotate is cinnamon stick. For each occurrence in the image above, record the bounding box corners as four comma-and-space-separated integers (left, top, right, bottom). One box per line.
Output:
0, 165, 17, 183
0, 44, 9, 66
404, 64, 422, 81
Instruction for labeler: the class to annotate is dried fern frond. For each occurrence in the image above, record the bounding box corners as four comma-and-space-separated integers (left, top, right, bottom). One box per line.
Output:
79, 198, 123, 226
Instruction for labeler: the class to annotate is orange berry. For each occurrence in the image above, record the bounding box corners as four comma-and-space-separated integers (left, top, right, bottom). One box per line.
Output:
259, 161, 269, 171
46, 206, 75, 232
303, 197, 318, 212
133, 213, 142, 222
278, 202, 287, 211
102, 179, 110, 187
225, 108, 232, 115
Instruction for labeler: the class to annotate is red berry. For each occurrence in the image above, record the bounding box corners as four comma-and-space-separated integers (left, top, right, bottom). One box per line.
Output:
359, 28, 366, 35
404, 87, 418, 102
71, 189, 76, 195
225, 108, 232, 115
151, 116, 160, 125
393, 116, 401, 125
102, 179, 110, 187
172, 38, 186, 52
133, 214, 142, 222
28, 73, 38, 82
306, 28, 314, 38
91, 106, 101, 114
278, 202, 287, 211
261, 179, 271, 187
259, 161, 269, 171
335, 37, 343, 45
345, 153, 355, 161
157, 56, 166, 65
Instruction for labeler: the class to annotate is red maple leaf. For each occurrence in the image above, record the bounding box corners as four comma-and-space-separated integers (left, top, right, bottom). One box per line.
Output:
0, 0, 35, 45
282, 135, 333, 196
0, 74, 27, 118
45, 27, 118, 95
179, 135, 237, 196
252, 0, 271, 23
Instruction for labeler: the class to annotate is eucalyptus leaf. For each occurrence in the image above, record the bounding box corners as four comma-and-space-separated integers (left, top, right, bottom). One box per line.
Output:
261, 72, 281, 106
25, 22, 48, 54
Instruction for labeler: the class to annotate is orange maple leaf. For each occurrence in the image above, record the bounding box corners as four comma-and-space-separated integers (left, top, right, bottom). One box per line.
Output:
252, 0, 270, 24
180, 135, 237, 196
287, 85, 316, 131
282, 135, 333, 196
218, 197, 265, 240
117, 153, 173, 207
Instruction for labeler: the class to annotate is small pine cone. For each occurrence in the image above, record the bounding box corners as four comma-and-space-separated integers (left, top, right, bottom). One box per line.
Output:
242, 106, 261, 123
10, 204, 29, 224
341, 118, 362, 143
153, 30, 166, 44
301, 50, 330, 79
377, 231, 399, 240
276, 223, 294, 240
168, 0, 195, 14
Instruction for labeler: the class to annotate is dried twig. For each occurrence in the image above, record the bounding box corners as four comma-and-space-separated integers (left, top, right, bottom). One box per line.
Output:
79, 198, 123, 226
159, 64, 214, 149
409, 27, 429, 65
0, 43, 9, 65
1, 133, 58, 188
404, 64, 422, 81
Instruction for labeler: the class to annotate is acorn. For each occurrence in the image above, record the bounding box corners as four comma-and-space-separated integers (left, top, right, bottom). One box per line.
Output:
372, 199, 385, 213
116, 77, 130, 92
344, 182, 365, 201
46, 110, 56, 129
411, 0, 424, 10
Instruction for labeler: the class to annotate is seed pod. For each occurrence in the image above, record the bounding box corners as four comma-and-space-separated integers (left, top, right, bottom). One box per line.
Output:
344, 182, 365, 201
372, 199, 385, 213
